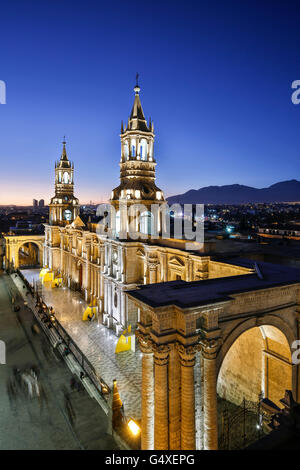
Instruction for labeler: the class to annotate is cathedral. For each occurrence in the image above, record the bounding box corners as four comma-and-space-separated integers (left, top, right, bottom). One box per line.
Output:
5, 82, 300, 451
42, 82, 251, 335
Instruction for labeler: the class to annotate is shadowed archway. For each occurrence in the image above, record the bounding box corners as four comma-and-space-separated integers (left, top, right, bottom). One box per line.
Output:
18, 242, 41, 268
217, 324, 293, 449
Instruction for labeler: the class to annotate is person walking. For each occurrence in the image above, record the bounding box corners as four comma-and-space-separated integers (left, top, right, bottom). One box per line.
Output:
63, 388, 76, 427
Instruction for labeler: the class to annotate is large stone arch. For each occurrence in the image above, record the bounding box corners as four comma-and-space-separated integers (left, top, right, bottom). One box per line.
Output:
4, 235, 44, 269
18, 241, 42, 268
216, 314, 297, 408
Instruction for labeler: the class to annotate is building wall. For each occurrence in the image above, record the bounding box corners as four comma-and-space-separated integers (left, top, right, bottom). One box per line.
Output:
43, 223, 253, 333
4, 235, 44, 269
217, 327, 264, 404
217, 325, 293, 407
134, 279, 300, 450
209, 260, 251, 279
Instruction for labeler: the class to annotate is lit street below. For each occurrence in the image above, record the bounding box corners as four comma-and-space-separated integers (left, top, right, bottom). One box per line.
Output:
18, 268, 142, 422
0, 271, 117, 450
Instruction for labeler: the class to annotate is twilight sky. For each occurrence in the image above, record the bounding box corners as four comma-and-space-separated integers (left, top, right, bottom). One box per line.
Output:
1, 0, 300, 205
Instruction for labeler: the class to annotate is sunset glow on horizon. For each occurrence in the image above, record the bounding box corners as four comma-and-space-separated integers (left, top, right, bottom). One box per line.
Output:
1, 0, 300, 205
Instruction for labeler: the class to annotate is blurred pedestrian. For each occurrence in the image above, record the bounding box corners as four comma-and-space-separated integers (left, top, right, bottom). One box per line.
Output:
63, 389, 76, 427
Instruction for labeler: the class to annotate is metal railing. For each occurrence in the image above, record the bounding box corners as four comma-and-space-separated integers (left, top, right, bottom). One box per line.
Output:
14, 269, 139, 449
16, 268, 110, 397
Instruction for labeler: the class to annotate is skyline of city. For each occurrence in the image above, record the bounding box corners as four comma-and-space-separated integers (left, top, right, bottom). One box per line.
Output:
1, 0, 300, 205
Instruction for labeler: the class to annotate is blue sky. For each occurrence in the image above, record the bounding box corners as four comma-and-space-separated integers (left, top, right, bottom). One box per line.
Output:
1, 0, 300, 204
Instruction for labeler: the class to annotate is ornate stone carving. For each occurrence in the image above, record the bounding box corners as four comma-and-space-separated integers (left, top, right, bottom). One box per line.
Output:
200, 338, 221, 360
148, 263, 158, 271
136, 330, 153, 354
176, 343, 198, 367
153, 344, 170, 366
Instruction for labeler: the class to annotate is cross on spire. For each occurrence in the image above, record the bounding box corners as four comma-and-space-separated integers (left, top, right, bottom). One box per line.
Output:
136, 72, 139, 87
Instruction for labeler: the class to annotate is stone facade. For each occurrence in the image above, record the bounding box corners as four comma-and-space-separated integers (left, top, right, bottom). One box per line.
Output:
4, 235, 44, 269
129, 274, 300, 450
4, 82, 300, 452
40, 84, 251, 334
43, 224, 252, 334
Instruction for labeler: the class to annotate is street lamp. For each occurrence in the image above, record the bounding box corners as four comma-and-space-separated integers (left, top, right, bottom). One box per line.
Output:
128, 419, 140, 436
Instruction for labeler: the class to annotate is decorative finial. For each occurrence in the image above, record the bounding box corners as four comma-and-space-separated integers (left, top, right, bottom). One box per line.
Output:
134, 73, 140, 95
62, 135, 66, 145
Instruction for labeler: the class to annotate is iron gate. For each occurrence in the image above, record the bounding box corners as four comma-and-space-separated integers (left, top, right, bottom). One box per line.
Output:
219, 394, 265, 450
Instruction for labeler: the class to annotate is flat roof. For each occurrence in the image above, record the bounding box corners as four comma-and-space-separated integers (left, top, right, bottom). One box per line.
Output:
129, 259, 300, 309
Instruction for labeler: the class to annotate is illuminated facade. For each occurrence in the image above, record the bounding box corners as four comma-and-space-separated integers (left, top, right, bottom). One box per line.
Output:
49, 139, 80, 225
42, 84, 251, 334
5, 83, 300, 452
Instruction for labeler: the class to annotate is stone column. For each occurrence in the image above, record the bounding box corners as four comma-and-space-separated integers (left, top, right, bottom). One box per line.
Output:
90, 266, 93, 296
177, 344, 197, 450
107, 282, 112, 316
104, 280, 108, 313
153, 344, 170, 450
85, 242, 91, 295
149, 264, 157, 284
100, 272, 104, 312
96, 269, 100, 299
59, 237, 63, 273
120, 292, 126, 327
195, 353, 204, 450
108, 244, 112, 276
137, 332, 154, 450
104, 244, 108, 273
202, 339, 219, 450
93, 267, 96, 296
121, 247, 126, 283
161, 253, 167, 282
100, 245, 104, 271
143, 260, 148, 284
120, 201, 128, 238
168, 344, 181, 449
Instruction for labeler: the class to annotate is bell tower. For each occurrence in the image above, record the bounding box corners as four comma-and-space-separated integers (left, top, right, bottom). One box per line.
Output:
111, 79, 165, 238
49, 139, 80, 225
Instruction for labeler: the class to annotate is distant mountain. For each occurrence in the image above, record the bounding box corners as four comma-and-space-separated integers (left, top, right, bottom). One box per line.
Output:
167, 180, 300, 205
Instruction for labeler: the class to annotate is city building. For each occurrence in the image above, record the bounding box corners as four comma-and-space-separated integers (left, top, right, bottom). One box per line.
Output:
4, 83, 300, 450
42, 84, 250, 334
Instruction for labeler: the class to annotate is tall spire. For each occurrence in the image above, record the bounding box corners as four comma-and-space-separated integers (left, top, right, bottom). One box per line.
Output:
58, 137, 71, 168
49, 137, 80, 226
129, 75, 149, 131
61, 136, 68, 161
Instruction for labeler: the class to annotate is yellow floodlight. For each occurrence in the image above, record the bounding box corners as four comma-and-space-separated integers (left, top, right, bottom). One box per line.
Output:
128, 419, 140, 436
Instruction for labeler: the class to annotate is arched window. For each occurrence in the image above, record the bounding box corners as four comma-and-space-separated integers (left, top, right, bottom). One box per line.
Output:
63, 172, 70, 184
124, 141, 129, 159
140, 139, 147, 160
140, 211, 153, 235
131, 139, 136, 157
64, 209, 72, 221
115, 210, 120, 237
149, 141, 153, 159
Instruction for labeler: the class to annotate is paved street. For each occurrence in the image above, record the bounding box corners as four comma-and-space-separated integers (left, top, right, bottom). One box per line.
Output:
19, 269, 142, 421
0, 271, 117, 450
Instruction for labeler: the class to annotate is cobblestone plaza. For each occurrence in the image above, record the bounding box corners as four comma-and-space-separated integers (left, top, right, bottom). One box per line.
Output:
19, 269, 142, 421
